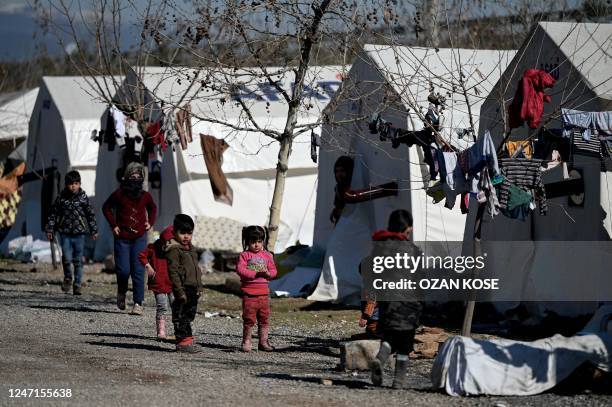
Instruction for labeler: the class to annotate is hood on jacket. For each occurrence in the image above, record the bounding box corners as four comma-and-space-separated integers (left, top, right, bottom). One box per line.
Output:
372, 230, 408, 242
160, 225, 174, 241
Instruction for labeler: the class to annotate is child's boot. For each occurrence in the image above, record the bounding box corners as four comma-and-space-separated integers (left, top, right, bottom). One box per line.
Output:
241, 326, 253, 352
391, 354, 409, 389
257, 326, 275, 351
370, 341, 392, 386
156, 315, 166, 340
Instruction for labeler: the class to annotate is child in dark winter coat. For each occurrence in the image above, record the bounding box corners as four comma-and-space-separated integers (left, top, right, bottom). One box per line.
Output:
236, 226, 277, 352
165, 214, 202, 353
369, 209, 423, 390
138, 225, 174, 340
45, 170, 98, 295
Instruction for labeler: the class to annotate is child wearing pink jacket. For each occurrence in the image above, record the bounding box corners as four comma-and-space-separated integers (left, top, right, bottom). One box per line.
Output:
236, 226, 277, 352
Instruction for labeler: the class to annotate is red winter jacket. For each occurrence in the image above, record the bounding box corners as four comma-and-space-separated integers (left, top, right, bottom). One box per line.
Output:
508, 69, 556, 129
138, 226, 174, 294
102, 188, 157, 240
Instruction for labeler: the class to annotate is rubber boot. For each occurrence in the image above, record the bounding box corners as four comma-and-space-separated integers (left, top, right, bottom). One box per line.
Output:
241, 326, 253, 352
156, 315, 166, 340
392, 354, 409, 389
370, 341, 392, 386
257, 325, 275, 351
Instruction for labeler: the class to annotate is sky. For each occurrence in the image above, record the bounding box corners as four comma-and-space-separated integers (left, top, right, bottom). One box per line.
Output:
0, 0, 590, 61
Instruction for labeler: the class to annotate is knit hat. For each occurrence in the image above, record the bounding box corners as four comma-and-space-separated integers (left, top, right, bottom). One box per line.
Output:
123, 162, 145, 180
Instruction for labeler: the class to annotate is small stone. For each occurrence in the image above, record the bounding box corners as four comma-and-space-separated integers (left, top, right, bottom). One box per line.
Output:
320, 378, 333, 386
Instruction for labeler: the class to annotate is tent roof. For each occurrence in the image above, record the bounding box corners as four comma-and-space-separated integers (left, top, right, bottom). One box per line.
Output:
361, 44, 516, 147
0, 87, 38, 141
42, 76, 118, 120
131, 65, 345, 121
537, 22, 612, 100
126, 65, 347, 174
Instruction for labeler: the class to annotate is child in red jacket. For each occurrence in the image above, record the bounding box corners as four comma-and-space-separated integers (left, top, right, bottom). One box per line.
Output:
139, 225, 174, 339
236, 226, 277, 352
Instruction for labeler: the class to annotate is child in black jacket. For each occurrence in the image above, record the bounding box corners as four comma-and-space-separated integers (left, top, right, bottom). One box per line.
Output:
45, 170, 98, 295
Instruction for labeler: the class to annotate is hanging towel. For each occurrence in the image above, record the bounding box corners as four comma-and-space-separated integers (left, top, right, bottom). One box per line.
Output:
200, 134, 233, 206
508, 69, 556, 129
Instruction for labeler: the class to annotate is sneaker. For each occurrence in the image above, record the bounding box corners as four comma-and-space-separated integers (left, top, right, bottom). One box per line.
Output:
131, 303, 143, 315
61, 278, 72, 293
117, 293, 126, 310
73, 285, 82, 296
176, 344, 201, 353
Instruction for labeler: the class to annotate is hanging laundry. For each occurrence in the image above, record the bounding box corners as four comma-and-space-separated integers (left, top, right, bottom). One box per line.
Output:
437, 151, 466, 209
176, 104, 193, 150
426, 182, 445, 204
200, 134, 233, 206
562, 108, 612, 141
478, 167, 500, 217
534, 127, 572, 162
508, 69, 556, 129
311, 131, 320, 163
110, 106, 127, 148
101, 109, 117, 151
464, 131, 499, 194
506, 140, 533, 159
126, 117, 144, 155
162, 110, 180, 149
146, 121, 167, 151
498, 158, 547, 215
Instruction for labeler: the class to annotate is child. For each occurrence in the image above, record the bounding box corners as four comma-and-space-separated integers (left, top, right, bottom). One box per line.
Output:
236, 226, 277, 352
165, 214, 202, 353
102, 162, 157, 315
369, 209, 423, 389
138, 225, 175, 340
45, 170, 98, 295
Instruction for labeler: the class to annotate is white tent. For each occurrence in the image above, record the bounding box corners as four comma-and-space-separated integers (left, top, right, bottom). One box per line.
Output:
93, 65, 345, 259
462, 22, 612, 316
303, 44, 516, 304
2, 76, 112, 252
0, 87, 38, 159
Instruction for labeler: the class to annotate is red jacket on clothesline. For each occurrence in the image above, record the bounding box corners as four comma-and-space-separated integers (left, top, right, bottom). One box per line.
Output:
508, 69, 556, 129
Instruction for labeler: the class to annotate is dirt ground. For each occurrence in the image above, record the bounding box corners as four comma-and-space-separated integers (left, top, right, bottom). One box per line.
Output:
0, 261, 610, 406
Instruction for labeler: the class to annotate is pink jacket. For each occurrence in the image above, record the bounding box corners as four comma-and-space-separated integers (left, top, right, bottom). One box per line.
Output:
236, 250, 277, 295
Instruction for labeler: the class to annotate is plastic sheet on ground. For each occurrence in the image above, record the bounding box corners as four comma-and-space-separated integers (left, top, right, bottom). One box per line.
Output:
270, 266, 321, 298
8, 235, 61, 263
431, 305, 612, 396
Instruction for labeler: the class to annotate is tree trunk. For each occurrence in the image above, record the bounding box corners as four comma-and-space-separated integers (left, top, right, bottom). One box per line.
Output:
267, 136, 292, 251
423, 0, 439, 48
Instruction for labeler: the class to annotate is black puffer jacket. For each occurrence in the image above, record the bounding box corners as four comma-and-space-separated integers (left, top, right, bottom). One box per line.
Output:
373, 231, 423, 332
45, 189, 98, 235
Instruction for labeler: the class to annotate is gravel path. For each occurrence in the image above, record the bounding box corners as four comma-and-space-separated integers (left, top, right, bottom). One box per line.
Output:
0, 264, 610, 406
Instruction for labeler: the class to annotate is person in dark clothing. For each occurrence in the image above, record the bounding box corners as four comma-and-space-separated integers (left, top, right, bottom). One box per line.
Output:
369, 209, 423, 389
165, 214, 202, 353
102, 162, 157, 315
330, 156, 354, 224
45, 170, 98, 295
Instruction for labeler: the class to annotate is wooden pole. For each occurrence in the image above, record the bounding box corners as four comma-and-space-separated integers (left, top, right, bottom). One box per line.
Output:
461, 202, 485, 336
